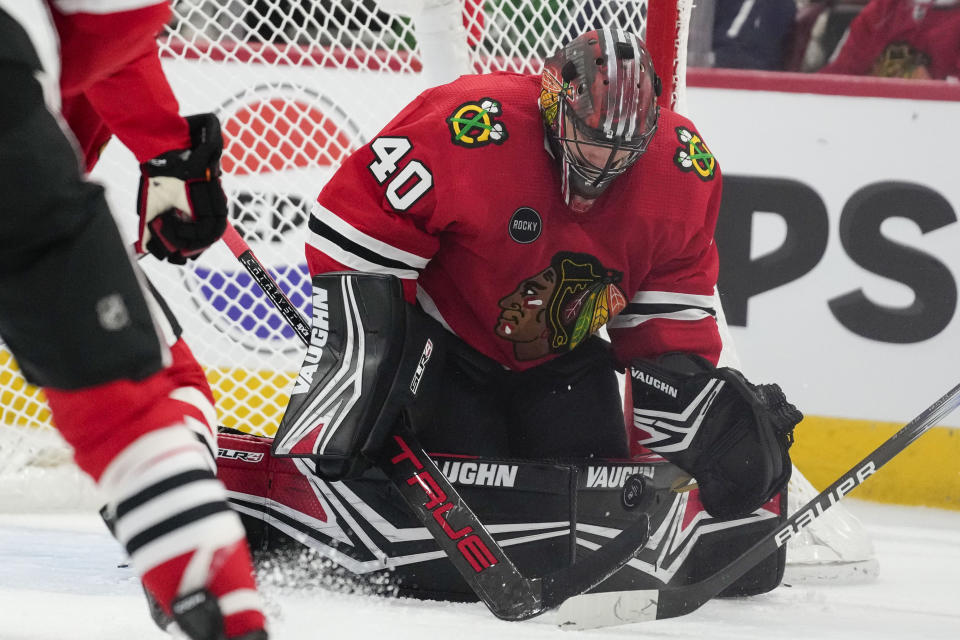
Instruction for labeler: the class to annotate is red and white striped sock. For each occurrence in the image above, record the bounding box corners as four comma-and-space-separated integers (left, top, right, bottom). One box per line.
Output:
99, 425, 266, 638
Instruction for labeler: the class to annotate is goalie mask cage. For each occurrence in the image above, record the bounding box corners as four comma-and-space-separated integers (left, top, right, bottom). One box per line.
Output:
0, 0, 874, 585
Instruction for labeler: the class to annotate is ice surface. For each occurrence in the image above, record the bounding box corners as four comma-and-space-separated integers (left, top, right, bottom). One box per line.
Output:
1, 501, 957, 639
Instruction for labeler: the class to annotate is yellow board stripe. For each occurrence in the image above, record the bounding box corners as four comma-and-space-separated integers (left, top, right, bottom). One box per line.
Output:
791, 416, 960, 511
0, 349, 293, 435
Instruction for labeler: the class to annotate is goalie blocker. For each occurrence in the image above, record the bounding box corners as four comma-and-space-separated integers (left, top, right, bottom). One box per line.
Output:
630, 353, 802, 519
271, 271, 447, 478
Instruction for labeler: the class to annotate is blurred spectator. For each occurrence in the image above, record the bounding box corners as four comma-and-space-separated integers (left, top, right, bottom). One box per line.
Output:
712, 0, 798, 70
821, 0, 960, 80
782, 0, 833, 72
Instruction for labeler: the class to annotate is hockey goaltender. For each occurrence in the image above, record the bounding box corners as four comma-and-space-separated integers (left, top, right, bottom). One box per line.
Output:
216, 27, 802, 618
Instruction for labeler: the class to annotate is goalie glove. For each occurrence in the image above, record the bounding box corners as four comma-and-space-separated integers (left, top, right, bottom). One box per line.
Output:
630, 353, 801, 519
136, 113, 228, 265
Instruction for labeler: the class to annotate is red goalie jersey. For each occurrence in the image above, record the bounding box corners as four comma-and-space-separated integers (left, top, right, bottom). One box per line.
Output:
307, 72, 723, 372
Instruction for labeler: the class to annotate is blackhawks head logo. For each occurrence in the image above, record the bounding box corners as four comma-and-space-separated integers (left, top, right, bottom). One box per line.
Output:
495, 252, 626, 362
673, 126, 716, 181
447, 98, 508, 148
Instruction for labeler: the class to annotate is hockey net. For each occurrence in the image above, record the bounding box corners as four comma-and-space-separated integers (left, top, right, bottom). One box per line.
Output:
0, 0, 874, 583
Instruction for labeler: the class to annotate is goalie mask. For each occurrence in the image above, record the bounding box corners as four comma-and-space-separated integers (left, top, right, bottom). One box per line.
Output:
540, 28, 661, 214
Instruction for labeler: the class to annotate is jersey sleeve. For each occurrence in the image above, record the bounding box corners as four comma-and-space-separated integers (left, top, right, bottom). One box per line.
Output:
51, 2, 190, 166
306, 92, 445, 302
608, 163, 724, 366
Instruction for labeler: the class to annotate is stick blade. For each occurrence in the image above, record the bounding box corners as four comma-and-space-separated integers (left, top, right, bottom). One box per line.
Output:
555, 589, 659, 630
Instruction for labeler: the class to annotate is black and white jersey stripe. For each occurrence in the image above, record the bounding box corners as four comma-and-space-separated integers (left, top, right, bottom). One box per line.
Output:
309, 202, 428, 280
609, 290, 716, 329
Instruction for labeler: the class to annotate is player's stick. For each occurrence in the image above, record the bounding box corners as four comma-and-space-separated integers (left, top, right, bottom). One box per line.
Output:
219, 223, 651, 620
555, 380, 960, 629
220, 225, 310, 344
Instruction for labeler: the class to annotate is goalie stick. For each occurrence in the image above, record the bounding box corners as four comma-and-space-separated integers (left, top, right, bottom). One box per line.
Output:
219, 223, 652, 620
555, 380, 960, 629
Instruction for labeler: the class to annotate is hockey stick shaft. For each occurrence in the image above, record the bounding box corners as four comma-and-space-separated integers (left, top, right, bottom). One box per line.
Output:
221, 224, 651, 620
659, 380, 960, 618
557, 380, 960, 628
379, 428, 543, 619
220, 224, 311, 344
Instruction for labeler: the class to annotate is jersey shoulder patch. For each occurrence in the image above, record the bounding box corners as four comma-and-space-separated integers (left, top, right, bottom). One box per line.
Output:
671, 123, 717, 182
446, 97, 509, 148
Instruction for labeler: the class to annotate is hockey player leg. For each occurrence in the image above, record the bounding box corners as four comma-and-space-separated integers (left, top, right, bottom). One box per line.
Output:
0, 44, 266, 637
166, 337, 219, 466
94, 325, 229, 635
46, 380, 268, 640
145, 284, 219, 467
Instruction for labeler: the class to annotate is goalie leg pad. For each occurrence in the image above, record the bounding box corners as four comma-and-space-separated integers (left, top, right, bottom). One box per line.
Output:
219, 430, 785, 601
575, 461, 787, 597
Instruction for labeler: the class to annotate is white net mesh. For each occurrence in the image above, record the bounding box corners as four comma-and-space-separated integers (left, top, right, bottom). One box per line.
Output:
469, 1, 648, 73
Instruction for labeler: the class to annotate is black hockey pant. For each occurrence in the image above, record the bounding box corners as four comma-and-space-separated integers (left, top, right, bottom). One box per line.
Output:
408, 335, 630, 460
0, 9, 164, 389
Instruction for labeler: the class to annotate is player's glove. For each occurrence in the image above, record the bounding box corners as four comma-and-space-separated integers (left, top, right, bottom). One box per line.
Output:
630, 353, 802, 519
136, 113, 228, 265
